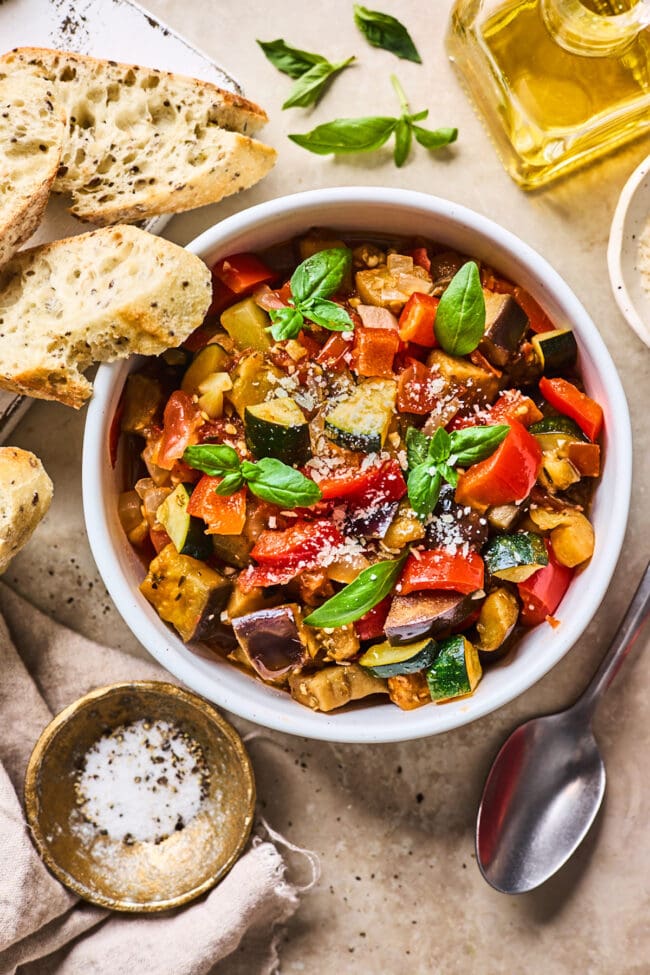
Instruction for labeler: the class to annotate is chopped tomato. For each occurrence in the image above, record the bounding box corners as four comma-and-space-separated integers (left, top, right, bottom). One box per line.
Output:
455, 420, 542, 510
450, 390, 543, 430
212, 253, 275, 295
353, 327, 400, 378
399, 550, 485, 596
518, 541, 574, 626
183, 319, 223, 352
513, 287, 555, 334
149, 527, 172, 554
187, 476, 247, 535
539, 377, 604, 441
397, 360, 440, 414
355, 596, 392, 640
207, 275, 236, 317
157, 391, 203, 470
109, 393, 124, 469
251, 519, 344, 565
410, 247, 431, 273
398, 293, 439, 347
253, 284, 288, 311
316, 332, 353, 371
169, 459, 202, 485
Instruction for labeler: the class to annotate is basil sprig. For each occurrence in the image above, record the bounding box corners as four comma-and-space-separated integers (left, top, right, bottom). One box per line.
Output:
406, 424, 509, 519
268, 247, 354, 341
434, 261, 486, 355
353, 5, 421, 63
183, 444, 322, 508
304, 552, 408, 627
290, 75, 457, 168
257, 39, 355, 109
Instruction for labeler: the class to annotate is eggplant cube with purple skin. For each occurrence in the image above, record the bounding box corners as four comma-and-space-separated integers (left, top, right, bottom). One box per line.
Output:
231, 603, 317, 683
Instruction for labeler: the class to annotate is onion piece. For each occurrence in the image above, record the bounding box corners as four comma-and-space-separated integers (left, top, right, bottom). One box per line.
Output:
357, 305, 400, 331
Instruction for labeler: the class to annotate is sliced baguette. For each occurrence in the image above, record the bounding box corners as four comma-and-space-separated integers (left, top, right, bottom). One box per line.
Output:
0, 446, 53, 573
0, 47, 277, 225
0, 74, 64, 267
0, 225, 212, 408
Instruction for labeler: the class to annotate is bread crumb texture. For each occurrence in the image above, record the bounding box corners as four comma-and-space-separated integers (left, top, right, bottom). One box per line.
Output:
0, 446, 53, 573
0, 48, 276, 224
0, 73, 65, 267
0, 225, 212, 407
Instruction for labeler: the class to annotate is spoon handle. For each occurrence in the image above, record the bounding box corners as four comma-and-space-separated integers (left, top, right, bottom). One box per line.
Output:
576, 560, 650, 720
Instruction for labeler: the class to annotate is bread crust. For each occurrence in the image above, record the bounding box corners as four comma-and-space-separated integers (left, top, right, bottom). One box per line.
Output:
0, 446, 53, 573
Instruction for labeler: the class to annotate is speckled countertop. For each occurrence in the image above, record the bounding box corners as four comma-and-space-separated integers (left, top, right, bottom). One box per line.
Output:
7, 1, 650, 971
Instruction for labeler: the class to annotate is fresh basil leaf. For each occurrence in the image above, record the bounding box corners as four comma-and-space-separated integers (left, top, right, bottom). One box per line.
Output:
438, 462, 459, 488
305, 298, 353, 331
450, 424, 510, 466
428, 427, 451, 464
434, 261, 486, 356
406, 427, 429, 468
353, 5, 422, 63
393, 117, 412, 168
304, 552, 408, 627
183, 444, 241, 476
289, 116, 397, 154
269, 305, 304, 341
282, 56, 355, 110
244, 457, 322, 508
290, 248, 352, 305
413, 125, 458, 150
257, 39, 326, 79
408, 464, 442, 520
213, 471, 245, 495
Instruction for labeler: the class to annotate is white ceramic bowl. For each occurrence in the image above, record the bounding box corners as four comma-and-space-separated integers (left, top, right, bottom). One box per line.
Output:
83, 187, 632, 743
608, 153, 650, 347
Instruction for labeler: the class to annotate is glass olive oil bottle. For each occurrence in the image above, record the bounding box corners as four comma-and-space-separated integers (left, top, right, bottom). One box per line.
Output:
446, 0, 650, 188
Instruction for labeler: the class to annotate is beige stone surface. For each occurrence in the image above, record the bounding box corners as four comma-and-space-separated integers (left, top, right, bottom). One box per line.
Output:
6, 1, 650, 971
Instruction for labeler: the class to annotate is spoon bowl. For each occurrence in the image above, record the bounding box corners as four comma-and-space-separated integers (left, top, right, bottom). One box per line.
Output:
476, 712, 606, 894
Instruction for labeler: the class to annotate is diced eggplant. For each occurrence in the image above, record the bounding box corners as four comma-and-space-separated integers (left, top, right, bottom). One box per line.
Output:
121, 373, 164, 435
387, 672, 432, 710
140, 544, 232, 643
429, 250, 465, 292
312, 624, 360, 662
476, 588, 519, 654
288, 663, 387, 712
487, 504, 523, 532
426, 350, 500, 406
383, 502, 426, 548
479, 292, 528, 367
225, 581, 284, 620
384, 591, 474, 646
345, 500, 399, 540
424, 484, 488, 552
550, 512, 595, 567
231, 603, 316, 682
212, 533, 253, 569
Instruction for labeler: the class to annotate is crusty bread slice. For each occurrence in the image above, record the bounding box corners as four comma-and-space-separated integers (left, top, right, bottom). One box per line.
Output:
0, 48, 277, 225
0, 225, 212, 408
0, 446, 53, 573
0, 74, 64, 268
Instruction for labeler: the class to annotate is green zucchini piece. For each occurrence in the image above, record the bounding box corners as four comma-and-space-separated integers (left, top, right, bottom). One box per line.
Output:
324, 378, 397, 452
426, 635, 482, 702
156, 484, 211, 560
245, 397, 311, 465
484, 531, 548, 582
359, 636, 439, 678
181, 343, 231, 396
529, 415, 588, 452
532, 329, 578, 375
226, 351, 283, 419
221, 297, 272, 352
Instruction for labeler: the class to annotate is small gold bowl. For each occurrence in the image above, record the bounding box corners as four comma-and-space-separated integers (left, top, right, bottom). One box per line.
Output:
24, 681, 255, 912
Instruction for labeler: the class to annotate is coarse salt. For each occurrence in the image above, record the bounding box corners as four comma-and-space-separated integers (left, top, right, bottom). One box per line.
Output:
75, 719, 209, 845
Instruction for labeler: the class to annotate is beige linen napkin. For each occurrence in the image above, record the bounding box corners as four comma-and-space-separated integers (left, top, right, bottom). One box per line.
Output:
0, 583, 312, 975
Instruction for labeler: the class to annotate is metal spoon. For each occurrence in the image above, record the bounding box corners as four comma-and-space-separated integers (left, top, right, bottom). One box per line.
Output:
476, 561, 650, 894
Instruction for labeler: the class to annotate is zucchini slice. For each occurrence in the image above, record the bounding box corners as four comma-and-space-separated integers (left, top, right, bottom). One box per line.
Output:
156, 484, 211, 561
324, 378, 397, 452
140, 544, 231, 643
484, 531, 548, 582
220, 297, 272, 352
359, 636, 439, 678
532, 329, 578, 375
426, 635, 482, 703
529, 415, 587, 452
226, 351, 283, 419
245, 397, 311, 465
181, 343, 231, 396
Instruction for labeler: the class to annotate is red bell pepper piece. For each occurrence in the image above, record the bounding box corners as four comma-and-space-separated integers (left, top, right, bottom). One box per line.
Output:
207, 273, 237, 318
539, 377, 604, 441
346, 460, 407, 507
315, 332, 353, 372
455, 420, 542, 510
353, 327, 400, 378
399, 550, 485, 596
238, 562, 302, 593
187, 476, 247, 535
410, 247, 431, 273
355, 596, 392, 640
450, 390, 543, 430
212, 253, 274, 295
251, 519, 344, 565
157, 391, 203, 470
396, 360, 440, 414
513, 287, 554, 334
518, 541, 574, 626
398, 293, 439, 347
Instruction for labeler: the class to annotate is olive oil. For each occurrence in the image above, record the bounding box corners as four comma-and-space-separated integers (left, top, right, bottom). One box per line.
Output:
446, 0, 650, 187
